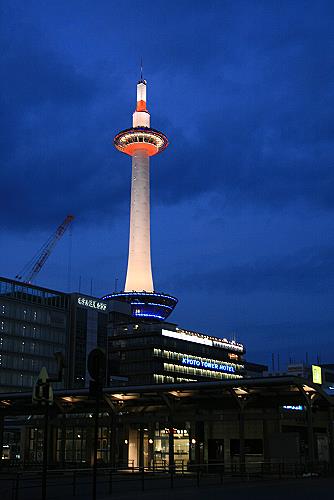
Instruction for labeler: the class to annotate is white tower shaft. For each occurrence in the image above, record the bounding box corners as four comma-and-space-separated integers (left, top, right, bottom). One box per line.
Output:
124, 149, 154, 292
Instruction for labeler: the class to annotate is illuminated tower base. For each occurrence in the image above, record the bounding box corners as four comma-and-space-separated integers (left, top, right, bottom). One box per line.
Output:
102, 77, 177, 321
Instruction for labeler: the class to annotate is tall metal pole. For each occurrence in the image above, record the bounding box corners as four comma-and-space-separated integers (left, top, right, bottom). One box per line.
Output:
239, 408, 245, 474
0, 415, 4, 472
87, 348, 106, 500
92, 390, 99, 500
42, 402, 49, 500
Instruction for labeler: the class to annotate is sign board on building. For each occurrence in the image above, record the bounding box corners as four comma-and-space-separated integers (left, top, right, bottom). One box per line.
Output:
312, 365, 322, 385
77, 297, 107, 311
282, 405, 304, 411
181, 356, 236, 373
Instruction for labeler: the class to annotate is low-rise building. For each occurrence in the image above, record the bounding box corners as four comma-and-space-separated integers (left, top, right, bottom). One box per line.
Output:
107, 314, 266, 385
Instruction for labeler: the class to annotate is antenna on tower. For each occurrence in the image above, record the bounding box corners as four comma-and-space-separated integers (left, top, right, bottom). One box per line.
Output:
140, 57, 143, 81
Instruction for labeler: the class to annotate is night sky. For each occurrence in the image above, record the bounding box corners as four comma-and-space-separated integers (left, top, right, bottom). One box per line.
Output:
1, 1, 334, 369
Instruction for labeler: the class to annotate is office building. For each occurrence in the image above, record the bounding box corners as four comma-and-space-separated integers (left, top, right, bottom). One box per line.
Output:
0, 277, 109, 391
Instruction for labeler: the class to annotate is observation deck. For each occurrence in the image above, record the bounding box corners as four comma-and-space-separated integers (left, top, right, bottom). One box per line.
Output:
102, 291, 178, 321
114, 127, 168, 157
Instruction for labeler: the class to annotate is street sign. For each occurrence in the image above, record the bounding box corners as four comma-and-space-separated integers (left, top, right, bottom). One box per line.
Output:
87, 348, 106, 383
32, 367, 53, 405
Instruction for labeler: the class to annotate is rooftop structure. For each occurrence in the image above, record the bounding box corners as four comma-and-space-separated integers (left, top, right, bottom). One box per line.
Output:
104, 77, 177, 320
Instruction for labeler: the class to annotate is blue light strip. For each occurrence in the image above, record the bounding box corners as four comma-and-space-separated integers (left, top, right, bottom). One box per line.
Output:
133, 312, 165, 320
147, 302, 173, 309
130, 301, 173, 310
102, 292, 177, 302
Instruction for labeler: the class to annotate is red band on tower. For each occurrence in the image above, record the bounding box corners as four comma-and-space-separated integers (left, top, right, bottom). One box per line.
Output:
136, 100, 147, 112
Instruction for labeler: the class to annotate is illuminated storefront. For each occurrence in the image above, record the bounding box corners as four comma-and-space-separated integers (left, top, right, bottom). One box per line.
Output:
154, 429, 189, 466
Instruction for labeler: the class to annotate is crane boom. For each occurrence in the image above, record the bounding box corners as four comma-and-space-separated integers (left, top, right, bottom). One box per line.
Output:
16, 215, 74, 284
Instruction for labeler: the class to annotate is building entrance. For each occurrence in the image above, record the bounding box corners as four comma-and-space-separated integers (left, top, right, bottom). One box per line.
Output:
154, 428, 189, 467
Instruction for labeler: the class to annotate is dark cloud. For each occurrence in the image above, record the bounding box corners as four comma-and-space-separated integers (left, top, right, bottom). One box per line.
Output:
0, 0, 333, 364
2, 0, 334, 234
152, 17, 334, 210
174, 246, 334, 295
0, 17, 128, 230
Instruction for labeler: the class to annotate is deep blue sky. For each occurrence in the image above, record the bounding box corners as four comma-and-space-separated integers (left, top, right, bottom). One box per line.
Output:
1, 0, 333, 368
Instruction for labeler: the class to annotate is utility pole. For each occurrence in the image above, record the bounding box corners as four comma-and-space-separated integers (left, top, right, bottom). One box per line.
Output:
32, 353, 64, 500
87, 348, 106, 500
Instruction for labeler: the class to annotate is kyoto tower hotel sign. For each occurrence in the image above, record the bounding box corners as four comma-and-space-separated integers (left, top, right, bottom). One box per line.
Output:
103, 77, 177, 320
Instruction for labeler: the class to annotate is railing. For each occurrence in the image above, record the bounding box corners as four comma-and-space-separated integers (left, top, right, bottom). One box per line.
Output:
0, 459, 135, 471
0, 461, 331, 500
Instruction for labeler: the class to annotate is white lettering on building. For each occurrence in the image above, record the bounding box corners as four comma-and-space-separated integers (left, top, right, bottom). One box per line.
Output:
181, 356, 236, 373
77, 297, 107, 311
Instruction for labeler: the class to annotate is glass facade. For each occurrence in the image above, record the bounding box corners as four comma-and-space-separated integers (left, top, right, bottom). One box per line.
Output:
0, 279, 109, 391
70, 294, 108, 388
57, 427, 88, 463
57, 426, 111, 464
28, 428, 44, 462
0, 277, 69, 391
154, 428, 189, 466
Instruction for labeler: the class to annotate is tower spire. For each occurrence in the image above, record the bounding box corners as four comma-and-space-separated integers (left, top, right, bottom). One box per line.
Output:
140, 57, 143, 81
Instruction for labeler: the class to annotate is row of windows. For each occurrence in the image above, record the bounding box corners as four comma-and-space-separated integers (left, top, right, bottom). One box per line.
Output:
0, 370, 38, 388
111, 336, 226, 358
153, 374, 174, 384
153, 374, 197, 384
175, 377, 197, 383
0, 336, 64, 356
0, 322, 66, 344
111, 348, 153, 362
29, 427, 110, 464
154, 349, 244, 372
55, 427, 110, 463
118, 360, 159, 375
111, 336, 156, 348
163, 363, 242, 380
1, 303, 66, 327
1, 303, 38, 320
0, 353, 58, 372
0, 280, 69, 309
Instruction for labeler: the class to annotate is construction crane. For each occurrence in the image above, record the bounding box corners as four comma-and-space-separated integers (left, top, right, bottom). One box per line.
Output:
16, 215, 74, 284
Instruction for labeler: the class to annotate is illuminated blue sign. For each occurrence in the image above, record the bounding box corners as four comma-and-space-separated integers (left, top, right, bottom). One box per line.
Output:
282, 405, 304, 411
182, 357, 235, 373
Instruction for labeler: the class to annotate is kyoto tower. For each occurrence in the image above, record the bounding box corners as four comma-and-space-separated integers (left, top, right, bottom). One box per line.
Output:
102, 74, 177, 321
